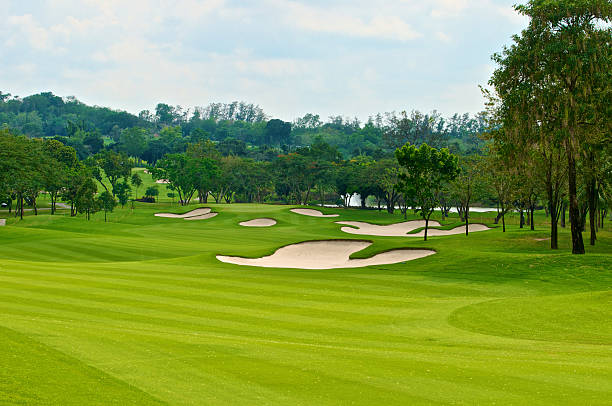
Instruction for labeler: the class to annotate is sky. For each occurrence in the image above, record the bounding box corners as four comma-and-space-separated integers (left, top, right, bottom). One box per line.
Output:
0, 0, 529, 122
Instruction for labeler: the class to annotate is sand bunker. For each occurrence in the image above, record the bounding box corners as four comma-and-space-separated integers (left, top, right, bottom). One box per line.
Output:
0, 219, 5, 226
154, 208, 213, 219
338, 221, 490, 237
184, 213, 218, 220
337, 220, 442, 236
290, 208, 339, 218
217, 240, 435, 269
156, 179, 170, 184
239, 218, 277, 227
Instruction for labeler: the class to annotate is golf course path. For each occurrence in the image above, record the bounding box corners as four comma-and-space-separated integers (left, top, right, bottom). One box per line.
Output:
217, 240, 435, 269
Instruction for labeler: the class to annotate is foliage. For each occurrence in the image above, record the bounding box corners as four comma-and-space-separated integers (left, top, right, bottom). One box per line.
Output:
395, 143, 460, 240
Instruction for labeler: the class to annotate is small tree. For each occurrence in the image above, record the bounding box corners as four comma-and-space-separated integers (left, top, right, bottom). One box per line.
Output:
395, 143, 460, 241
115, 180, 131, 208
97, 191, 116, 222
131, 172, 142, 199
145, 186, 159, 202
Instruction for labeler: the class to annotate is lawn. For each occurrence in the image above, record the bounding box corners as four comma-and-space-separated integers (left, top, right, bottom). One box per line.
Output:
0, 201, 610, 405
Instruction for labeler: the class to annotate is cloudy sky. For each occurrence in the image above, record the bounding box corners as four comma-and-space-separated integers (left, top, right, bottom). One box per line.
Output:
1, 0, 528, 121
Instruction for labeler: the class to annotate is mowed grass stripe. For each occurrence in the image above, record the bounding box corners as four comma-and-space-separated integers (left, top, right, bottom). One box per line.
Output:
0, 282, 469, 346
0, 276, 468, 327
5, 313, 609, 406
1, 204, 611, 404
0, 266, 475, 307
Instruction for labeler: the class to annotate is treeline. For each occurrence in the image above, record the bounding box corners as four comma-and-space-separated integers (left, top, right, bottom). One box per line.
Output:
2, 116, 611, 249
0, 91, 486, 161
484, 0, 612, 253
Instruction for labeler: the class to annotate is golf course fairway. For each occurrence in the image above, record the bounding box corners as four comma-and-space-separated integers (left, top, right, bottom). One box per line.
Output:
0, 203, 610, 405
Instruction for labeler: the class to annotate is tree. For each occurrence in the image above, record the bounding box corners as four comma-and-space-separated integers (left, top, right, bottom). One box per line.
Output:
115, 180, 131, 208
450, 155, 486, 236
61, 163, 96, 217
265, 119, 291, 146
145, 186, 159, 201
0, 130, 43, 220
41, 139, 78, 214
488, 1, 612, 254
383, 110, 448, 150
75, 177, 99, 220
119, 127, 148, 160
97, 191, 116, 222
395, 143, 460, 240
372, 159, 401, 214
152, 152, 214, 206
131, 172, 142, 200
91, 150, 132, 196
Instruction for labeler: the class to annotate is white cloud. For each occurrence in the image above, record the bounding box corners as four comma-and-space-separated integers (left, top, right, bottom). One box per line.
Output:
1, 1, 529, 120
272, 1, 421, 41
430, 0, 469, 18
8, 14, 50, 50
435, 31, 452, 43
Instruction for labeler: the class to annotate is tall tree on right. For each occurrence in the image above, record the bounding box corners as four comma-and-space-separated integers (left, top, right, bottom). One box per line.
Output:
488, 0, 611, 254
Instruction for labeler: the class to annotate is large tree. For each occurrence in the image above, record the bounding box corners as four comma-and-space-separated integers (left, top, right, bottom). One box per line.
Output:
395, 143, 460, 241
488, 0, 611, 254
90, 150, 133, 196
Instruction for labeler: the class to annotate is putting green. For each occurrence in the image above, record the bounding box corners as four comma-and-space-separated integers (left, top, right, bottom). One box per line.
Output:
0, 203, 610, 405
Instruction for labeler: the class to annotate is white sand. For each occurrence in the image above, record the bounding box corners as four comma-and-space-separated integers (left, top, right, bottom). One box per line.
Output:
239, 218, 277, 227
337, 220, 442, 236
290, 208, 339, 218
156, 179, 170, 184
217, 240, 435, 269
0, 219, 5, 226
154, 208, 212, 218
338, 220, 489, 237
407, 224, 490, 237
184, 213, 218, 220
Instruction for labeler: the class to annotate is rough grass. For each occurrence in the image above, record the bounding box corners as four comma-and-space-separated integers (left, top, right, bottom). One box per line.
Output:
0, 201, 610, 405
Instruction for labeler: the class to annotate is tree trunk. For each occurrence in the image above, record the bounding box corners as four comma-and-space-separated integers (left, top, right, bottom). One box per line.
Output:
424, 216, 429, 241
567, 141, 585, 254
465, 206, 470, 236
385, 195, 394, 214
530, 207, 535, 231
560, 202, 566, 228
19, 194, 24, 220
519, 210, 524, 228
588, 177, 597, 246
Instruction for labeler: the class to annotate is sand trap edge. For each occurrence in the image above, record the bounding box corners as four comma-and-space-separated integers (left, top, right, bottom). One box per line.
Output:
216, 239, 436, 270
290, 208, 339, 218
154, 207, 212, 219
239, 218, 277, 227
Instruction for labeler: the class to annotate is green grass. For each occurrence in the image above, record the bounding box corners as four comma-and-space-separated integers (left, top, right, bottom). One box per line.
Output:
0, 202, 610, 405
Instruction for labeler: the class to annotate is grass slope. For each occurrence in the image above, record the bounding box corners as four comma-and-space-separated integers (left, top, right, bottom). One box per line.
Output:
0, 202, 610, 405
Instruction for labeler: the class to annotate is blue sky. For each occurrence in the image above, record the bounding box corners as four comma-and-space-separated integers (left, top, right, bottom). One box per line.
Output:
0, 0, 528, 121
